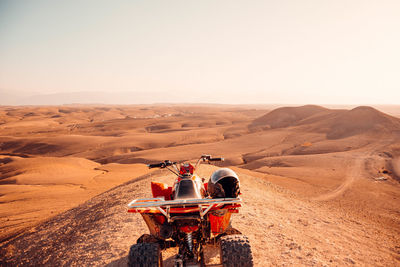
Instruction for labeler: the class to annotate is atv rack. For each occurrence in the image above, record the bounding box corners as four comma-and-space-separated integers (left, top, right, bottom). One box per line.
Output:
128, 197, 241, 222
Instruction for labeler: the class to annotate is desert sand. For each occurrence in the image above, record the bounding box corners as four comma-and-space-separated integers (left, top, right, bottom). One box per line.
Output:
0, 104, 400, 266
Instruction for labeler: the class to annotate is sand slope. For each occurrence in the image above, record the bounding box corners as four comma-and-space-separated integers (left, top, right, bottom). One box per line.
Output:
0, 104, 400, 266
0, 155, 150, 240
0, 166, 398, 266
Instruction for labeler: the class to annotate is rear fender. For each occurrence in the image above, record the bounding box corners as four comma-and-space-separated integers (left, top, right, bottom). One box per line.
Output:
141, 214, 161, 237
209, 209, 232, 234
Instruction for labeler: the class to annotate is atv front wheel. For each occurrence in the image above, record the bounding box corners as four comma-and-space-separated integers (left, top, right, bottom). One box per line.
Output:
220, 234, 253, 267
128, 242, 163, 267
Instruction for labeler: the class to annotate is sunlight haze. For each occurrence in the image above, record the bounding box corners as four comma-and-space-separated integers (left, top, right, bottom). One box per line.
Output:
1, 0, 399, 105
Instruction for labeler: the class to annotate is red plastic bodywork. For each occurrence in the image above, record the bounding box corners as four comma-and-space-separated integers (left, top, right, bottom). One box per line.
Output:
179, 163, 194, 175
130, 180, 241, 238
151, 182, 172, 200
128, 203, 241, 236
209, 212, 232, 234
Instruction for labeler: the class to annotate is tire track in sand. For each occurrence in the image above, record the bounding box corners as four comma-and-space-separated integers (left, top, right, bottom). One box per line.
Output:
312, 157, 364, 201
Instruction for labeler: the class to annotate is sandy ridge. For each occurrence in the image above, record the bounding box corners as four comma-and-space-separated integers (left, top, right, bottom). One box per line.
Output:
1, 165, 399, 266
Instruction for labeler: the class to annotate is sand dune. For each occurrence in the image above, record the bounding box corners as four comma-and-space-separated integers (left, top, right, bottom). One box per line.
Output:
324, 106, 400, 139
251, 105, 400, 139
0, 154, 150, 240
0, 104, 399, 265
251, 105, 330, 129
0, 156, 101, 185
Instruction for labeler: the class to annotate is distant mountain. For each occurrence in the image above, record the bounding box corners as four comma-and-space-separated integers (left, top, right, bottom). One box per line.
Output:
251, 105, 400, 139
0, 91, 167, 105
324, 106, 400, 139
251, 105, 330, 128
0, 91, 22, 105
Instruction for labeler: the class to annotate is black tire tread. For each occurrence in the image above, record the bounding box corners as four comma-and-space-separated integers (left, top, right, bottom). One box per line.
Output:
220, 234, 253, 267
128, 242, 162, 267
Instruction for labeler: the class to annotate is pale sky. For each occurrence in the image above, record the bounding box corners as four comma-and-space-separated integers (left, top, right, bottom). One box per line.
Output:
0, 0, 399, 105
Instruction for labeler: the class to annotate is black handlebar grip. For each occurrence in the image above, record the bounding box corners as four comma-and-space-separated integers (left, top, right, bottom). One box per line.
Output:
209, 157, 224, 162
148, 162, 164, 169
148, 160, 177, 169
163, 160, 175, 167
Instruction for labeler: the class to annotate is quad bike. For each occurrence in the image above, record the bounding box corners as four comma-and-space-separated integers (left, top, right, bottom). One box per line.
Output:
127, 155, 253, 267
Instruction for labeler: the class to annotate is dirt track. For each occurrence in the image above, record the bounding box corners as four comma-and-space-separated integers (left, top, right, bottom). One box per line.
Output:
1, 164, 399, 266
312, 157, 363, 201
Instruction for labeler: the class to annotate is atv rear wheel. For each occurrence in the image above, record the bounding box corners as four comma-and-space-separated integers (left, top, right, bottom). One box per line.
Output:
220, 234, 253, 267
128, 242, 163, 267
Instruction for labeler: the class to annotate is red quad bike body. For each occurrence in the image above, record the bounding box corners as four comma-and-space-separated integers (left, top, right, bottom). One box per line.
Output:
127, 155, 253, 267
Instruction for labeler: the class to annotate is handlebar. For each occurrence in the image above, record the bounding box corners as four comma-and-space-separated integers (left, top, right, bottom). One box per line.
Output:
201, 155, 224, 162
148, 162, 164, 169
148, 160, 176, 169
209, 157, 224, 162
148, 156, 224, 171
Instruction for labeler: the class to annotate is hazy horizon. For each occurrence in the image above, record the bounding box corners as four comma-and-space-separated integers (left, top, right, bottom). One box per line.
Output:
1, 0, 400, 105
